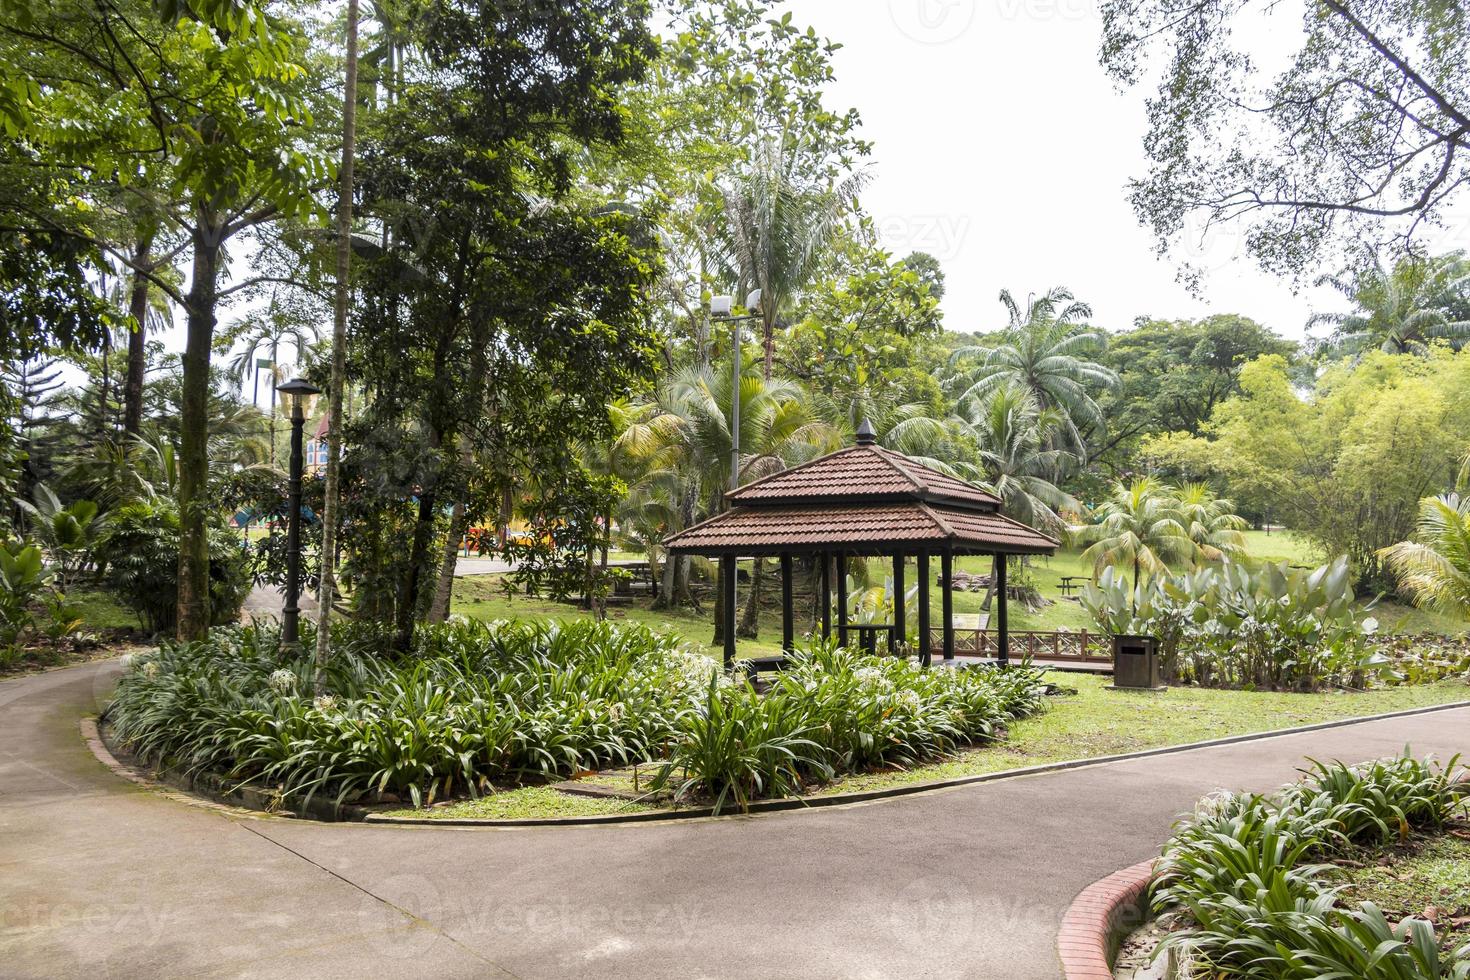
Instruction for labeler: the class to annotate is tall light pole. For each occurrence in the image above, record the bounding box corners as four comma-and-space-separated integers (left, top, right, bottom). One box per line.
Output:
710, 289, 762, 493
276, 377, 321, 648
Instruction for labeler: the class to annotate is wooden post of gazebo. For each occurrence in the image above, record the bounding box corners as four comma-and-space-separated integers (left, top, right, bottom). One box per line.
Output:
662, 421, 1058, 671
780, 553, 794, 653
720, 554, 736, 667
891, 554, 905, 654
916, 551, 930, 667
835, 553, 849, 648
820, 552, 831, 640
995, 551, 1009, 665
941, 551, 955, 661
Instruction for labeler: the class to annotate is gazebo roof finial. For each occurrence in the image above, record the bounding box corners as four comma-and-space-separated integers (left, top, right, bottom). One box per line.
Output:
855, 419, 877, 446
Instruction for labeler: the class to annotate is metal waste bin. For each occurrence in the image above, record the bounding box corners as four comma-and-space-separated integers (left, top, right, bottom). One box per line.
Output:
1112, 634, 1162, 689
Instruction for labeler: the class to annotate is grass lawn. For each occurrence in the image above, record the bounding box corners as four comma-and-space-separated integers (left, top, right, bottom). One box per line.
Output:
454, 527, 1465, 644
381, 669, 1470, 821
69, 588, 142, 631
1328, 829, 1470, 955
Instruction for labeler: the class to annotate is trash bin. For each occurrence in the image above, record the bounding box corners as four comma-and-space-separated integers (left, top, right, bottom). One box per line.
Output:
1112, 634, 1163, 690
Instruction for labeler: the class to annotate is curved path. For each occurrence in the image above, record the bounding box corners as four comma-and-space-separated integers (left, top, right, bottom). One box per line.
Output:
2, 660, 1466, 980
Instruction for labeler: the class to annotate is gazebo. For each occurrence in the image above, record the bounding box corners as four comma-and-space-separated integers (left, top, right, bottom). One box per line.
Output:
663, 421, 1060, 668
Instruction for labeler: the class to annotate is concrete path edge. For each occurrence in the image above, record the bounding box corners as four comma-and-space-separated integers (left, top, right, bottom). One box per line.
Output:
83, 696, 1470, 828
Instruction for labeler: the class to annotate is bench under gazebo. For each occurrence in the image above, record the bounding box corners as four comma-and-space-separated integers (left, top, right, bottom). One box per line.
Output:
663, 421, 1060, 668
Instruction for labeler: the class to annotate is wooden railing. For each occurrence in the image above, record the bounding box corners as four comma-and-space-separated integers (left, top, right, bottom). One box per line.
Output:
925, 628, 1111, 663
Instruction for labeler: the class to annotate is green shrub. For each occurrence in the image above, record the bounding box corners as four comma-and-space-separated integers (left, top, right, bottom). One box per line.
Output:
652, 639, 1047, 811
1153, 754, 1470, 978
1081, 556, 1389, 690
0, 541, 50, 666
106, 621, 1048, 813
97, 499, 253, 634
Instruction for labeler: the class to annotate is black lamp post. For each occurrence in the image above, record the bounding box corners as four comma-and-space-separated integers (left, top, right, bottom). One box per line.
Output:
276, 377, 321, 647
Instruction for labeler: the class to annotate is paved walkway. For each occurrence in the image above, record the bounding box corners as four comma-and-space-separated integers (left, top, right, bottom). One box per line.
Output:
1, 660, 1465, 979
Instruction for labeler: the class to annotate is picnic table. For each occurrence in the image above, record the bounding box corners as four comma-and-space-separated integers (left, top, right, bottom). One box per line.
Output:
1058, 575, 1086, 596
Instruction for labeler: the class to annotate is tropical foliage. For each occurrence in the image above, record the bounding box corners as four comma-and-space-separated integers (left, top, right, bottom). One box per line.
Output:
1151, 754, 1470, 979
105, 620, 1047, 814
1080, 557, 1389, 691
1382, 494, 1470, 624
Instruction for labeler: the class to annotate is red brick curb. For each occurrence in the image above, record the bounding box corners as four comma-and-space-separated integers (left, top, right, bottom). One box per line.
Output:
1057, 859, 1155, 979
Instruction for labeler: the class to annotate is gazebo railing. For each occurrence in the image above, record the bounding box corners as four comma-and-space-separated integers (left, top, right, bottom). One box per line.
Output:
925, 627, 1111, 663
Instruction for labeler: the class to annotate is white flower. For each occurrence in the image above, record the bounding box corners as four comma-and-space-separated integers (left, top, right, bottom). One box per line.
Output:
609, 702, 625, 722
893, 689, 922, 712
313, 694, 339, 712
119, 652, 135, 670
268, 669, 297, 694
141, 661, 159, 680
853, 666, 892, 691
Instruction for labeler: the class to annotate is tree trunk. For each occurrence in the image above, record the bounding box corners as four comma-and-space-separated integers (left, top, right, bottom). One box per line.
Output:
427, 499, 465, 623
426, 436, 472, 624
312, 0, 358, 688
712, 560, 725, 645
396, 475, 438, 651
596, 504, 611, 621
981, 553, 1000, 612
123, 229, 155, 438
695, 251, 712, 371
176, 226, 219, 641
737, 556, 764, 638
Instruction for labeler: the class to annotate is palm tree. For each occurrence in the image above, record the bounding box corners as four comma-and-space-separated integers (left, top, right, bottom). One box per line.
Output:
639, 362, 838, 636
948, 286, 1118, 454
1176, 482, 1248, 561
1310, 254, 1470, 356
956, 383, 1079, 610
957, 384, 1077, 535
1073, 478, 1195, 587
1381, 494, 1470, 621
718, 134, 868, 376
227, 301, 323, 465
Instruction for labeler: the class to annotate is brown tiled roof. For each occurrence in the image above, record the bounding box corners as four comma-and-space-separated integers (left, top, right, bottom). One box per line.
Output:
664, 502, 1059, 555
728, 444, 1001, 510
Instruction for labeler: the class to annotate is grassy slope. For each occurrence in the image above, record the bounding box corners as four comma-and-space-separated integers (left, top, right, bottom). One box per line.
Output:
384, 671, 1470, 820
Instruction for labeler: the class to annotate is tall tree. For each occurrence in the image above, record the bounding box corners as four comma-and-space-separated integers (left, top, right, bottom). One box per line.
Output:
347, 0, 661, 650
1101, 0, 1470, 279
1382, 493, 1470, 621
949, 287, 1118, 455
1073, 477, 1195, 586
313, 0, 359, 683
718, 134, 867, 377
1, 0, 331, 639
1311, 253, 1470, 356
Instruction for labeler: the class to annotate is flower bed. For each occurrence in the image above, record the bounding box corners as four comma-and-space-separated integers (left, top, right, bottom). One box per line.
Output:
105, 620, 1047, 814
1148, 754, 1470, 978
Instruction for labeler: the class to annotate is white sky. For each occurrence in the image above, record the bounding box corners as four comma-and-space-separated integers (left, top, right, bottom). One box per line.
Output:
781, 0, 1444, 339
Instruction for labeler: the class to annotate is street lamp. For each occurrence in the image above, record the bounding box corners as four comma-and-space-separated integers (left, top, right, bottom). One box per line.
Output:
710, 289, 762, 493
276, 377, 321, 647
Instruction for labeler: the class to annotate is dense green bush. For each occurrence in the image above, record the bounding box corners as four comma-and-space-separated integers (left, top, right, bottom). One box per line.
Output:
652, 643, 1046, 811
1081, 557, 1389, 690
1152, 754, 1470, 978
105, 620, 1047, 812
97, 499, 254, 633
0, 540, 49, 666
